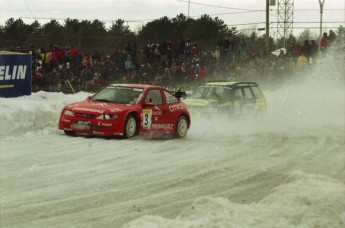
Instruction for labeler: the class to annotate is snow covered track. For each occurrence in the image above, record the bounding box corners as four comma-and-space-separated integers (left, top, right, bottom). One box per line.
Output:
1, 77, 345, 227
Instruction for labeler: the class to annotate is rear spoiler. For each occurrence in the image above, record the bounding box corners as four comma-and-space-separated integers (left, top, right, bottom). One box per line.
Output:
173, 89, 187, 100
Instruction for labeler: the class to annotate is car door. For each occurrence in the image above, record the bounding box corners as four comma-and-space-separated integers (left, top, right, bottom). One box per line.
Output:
241, 86, 256, 114
231, 87, 244, 116
216, 86, 240, 116
216, 86, 233, 114
251, 86, 267, 112
142, 88, 173, 133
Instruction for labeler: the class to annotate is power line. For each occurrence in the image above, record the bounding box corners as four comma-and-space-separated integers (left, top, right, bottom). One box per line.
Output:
176, 0, 345, 12
18, 17, 345, 27
294, 8, 345, 11
290, 21, 344, 23
238, 26, 340, 31
196, 10, 262, 16
226, 21, 343, 27
176, 0, 265, 11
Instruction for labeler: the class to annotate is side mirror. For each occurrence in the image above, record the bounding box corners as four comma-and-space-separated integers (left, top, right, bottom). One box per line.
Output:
86, 96, 92, 100
143, 101, 154, 107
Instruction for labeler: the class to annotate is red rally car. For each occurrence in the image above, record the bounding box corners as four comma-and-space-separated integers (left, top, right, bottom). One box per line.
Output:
58, 84, 191, 138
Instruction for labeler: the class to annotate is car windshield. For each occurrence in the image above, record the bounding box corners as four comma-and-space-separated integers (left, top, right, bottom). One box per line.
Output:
91, 86, 144, 104
190, 86, 231, 100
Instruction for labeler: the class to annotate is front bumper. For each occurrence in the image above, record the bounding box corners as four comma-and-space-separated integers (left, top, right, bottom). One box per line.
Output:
58, 116, 124, 136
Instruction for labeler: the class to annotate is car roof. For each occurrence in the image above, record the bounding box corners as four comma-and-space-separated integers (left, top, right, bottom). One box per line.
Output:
205, 81, 259, 87
205, 81, 238, 86
108, 83, 164, 90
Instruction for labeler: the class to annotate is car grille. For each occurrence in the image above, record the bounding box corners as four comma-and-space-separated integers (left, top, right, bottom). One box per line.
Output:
75, 113, 97, 119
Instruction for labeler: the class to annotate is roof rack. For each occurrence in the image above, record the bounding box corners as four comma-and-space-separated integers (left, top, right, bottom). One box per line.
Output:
232, 82, 258, 87
204, 81, 259, 87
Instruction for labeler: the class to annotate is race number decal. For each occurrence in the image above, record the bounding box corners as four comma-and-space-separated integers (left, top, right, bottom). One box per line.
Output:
142, 109, 152, 129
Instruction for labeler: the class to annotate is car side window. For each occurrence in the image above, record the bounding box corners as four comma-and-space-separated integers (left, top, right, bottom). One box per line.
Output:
251, 86, 263, 99
207, 87, 223, 99
223, 87, 232, 97
164, 91, 178, 104
243, 87, 254, 99
145, 89, 163, 105
215, 87, 224, 99
190, 86, 208, 99
234, 88, 243, 100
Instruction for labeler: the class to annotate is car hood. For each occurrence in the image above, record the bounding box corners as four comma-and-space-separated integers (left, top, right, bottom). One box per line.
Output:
65, 100, 135, 114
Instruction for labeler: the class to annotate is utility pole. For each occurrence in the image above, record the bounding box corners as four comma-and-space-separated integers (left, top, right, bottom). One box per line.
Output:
266, 0, 270, 56
188, 0, 190, 18
277, 0, 294, 49
319, 0, 325, 51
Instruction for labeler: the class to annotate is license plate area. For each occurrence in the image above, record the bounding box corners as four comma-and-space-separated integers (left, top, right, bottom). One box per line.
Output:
71, 121, 91, 130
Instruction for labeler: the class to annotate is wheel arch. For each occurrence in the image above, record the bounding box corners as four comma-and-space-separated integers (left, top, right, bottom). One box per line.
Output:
175, 113, 190, 138
126, 111, 141, 129
122, 111, 141, 138
178, 112, 191, 128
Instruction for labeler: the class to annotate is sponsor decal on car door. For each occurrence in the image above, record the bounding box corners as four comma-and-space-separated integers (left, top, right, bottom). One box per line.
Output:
142, 89, 174, 133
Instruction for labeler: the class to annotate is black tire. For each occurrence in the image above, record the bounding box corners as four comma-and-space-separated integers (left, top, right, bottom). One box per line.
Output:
175, 116, 188, 138
64, 130, 76, 136
124, 115, 138, 138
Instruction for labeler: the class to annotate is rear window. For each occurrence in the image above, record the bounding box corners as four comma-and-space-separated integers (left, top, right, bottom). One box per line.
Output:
251, 86, 263, 99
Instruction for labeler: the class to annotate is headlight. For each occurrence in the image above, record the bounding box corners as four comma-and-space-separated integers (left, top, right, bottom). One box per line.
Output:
63, 110, 74, 117
97, 114, 118, 120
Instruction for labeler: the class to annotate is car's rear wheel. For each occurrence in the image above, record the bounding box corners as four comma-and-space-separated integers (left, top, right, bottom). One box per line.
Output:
64, 130, 76, 136
175, 116, 188, 138
124, 115, 137, 138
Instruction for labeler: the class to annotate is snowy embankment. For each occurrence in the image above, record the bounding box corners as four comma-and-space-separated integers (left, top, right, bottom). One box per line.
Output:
0, 91, 91, 138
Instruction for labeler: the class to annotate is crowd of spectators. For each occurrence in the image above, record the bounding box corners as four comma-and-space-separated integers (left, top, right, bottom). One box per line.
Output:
19, 31, 336, 94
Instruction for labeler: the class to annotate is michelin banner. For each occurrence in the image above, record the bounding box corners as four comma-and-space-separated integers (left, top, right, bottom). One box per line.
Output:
0, 52, 32, 98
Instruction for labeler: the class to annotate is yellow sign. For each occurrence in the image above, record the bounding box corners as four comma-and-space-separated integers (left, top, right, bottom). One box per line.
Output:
0, 84, 14, 89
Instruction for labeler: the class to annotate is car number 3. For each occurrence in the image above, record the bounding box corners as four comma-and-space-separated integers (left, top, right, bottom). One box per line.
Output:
142, 109, 152, 129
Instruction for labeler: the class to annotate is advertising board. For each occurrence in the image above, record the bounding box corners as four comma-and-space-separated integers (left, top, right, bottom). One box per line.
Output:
0, 52, 32, 98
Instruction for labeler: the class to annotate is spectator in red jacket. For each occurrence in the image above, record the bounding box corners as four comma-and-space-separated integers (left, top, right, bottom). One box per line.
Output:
320, 32, 328, 52
70, 46, 78, 58
291, 43, 302, 59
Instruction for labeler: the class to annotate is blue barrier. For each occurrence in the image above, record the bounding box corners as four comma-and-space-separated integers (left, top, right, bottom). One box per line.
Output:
0, 52, 32, 98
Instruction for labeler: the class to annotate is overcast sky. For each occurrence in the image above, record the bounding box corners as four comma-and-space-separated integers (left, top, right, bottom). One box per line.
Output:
1, 0, 344, 36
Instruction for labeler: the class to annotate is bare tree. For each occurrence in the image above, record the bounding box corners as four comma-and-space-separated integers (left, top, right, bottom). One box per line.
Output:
298, 28, 317, 42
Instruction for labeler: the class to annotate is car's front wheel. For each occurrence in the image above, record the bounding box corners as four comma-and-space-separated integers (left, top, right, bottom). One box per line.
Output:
175, 116, 188, 138
124, 115, 138, 138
